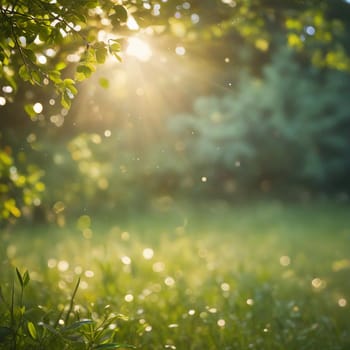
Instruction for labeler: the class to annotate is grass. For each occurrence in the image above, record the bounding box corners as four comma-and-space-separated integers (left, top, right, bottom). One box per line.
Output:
1, 200, 350, 349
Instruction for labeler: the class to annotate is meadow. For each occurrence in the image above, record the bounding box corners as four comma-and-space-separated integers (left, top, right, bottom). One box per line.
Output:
1, 200, 350, 349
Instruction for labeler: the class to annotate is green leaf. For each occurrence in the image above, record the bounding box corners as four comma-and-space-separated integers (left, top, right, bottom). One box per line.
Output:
63, 78, 75, 85
49, 70, 62, 84
63, 79, 78, 95
66, 86, 78, 96
30, 71, 42, 85
7, 38, 15, 48
55, 62, 67, 71
27, 321, 37, 340
19, 65, 31, 81
96, 46, 108, 64
73, 12, 87, 23
16, 268, 24, 287
75, 66, 91, 80
99, 77, 109, 89
24, 104, 36, 118
23, 270, 30, 287
80, 48, 97, 65
113, 5, 128, 23
25, 31, 37, 45
74, 72, 86, 82
22, 48, 36, 63
62, 319, 94, 332
109, 43, 121, 53
41, 323, 60, 336
75, 64, 93, 81
61, 92, 72, 109
112, 52, 122, 62
38, 26, 51, 41
86, 0, 99, 8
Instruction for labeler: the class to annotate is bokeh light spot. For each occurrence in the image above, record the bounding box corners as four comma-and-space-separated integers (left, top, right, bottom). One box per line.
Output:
175, 46, 186, 56
121, 256, 132, 265
48, 258, 57, 268
338, 298, 347, 307
221, 283, 230, 292
57, 260, 69, 272
217, 319, 226, 327
312, 278, 326, 289
280, 255, 291, 266
164, 276, 175, 286
125, 293, 134, 302
84, 270, 94, 278
143, 248, 154, 260
0, 96, 6, 106
33, 102, 43, 114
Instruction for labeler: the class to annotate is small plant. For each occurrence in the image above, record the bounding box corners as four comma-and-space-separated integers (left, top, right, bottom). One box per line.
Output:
0, 268, 30, 349
0, 268, 134, 350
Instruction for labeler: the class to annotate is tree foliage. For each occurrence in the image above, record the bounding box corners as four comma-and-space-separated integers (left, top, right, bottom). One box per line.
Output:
1, 0, 350, 110
0, 0, 132, 109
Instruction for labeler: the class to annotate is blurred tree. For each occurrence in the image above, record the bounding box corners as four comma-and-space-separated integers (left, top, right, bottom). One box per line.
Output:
166, 48, 350, 198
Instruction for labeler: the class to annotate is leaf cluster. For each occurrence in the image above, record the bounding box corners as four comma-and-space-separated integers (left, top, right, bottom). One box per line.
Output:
0, 143, 45, 225
0, 0, 131, 112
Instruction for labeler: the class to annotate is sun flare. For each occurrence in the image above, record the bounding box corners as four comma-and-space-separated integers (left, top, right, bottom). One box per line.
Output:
126, 37, 153, 62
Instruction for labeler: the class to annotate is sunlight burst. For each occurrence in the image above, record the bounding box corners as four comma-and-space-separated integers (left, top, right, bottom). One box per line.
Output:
126, 37, 152, 62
